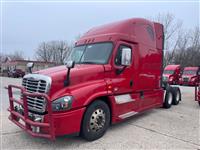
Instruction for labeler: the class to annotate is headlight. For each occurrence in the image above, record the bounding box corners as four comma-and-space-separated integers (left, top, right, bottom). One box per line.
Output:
169, 77, 173, 81
191, 78, 196, 81
52, 96, 73, 111
163, 76, 167, 81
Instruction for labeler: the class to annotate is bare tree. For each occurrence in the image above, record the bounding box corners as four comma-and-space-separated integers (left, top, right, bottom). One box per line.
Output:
173, 26, 200, 67
35, 42, 53, 62
150, 13, 183, 66
189, 26, 200, 50
151, 13, 183, 50
35, 41, 73, 64
186, 26, 200, 66
150, 13, 200, 67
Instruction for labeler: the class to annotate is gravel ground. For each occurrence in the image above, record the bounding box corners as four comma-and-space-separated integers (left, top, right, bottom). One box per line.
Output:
0, 77, 200, 149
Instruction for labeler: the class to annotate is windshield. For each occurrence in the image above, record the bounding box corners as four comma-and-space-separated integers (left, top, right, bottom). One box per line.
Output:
163, 70, 174, 75
66, 42, 113, 64
183, 70, 197, 75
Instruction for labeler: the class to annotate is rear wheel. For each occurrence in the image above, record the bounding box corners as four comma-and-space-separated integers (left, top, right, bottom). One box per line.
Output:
163, 87, 173, 108
81, 100, 110, 141
172, 87, 181, 105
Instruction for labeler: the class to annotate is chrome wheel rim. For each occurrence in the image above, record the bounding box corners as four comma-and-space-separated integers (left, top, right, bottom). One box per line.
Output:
89, 108, 106, 132
168, 92, 173, 104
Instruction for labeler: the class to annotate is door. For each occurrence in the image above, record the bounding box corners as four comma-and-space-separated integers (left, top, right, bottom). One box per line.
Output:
110, 41, 140, 117
111, 42, 134, 94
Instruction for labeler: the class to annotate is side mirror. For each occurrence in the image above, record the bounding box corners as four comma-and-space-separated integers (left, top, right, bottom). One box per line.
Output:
26, 62, 34, 73
65, 61, 75, 69
64, 61, 75, 86
121, 48, 131, 66
27, 62, 34, 68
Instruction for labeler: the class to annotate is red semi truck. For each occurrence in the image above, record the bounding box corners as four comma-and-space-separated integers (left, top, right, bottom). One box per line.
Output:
7, 18, 181, 141
163, 65, 181, 85
180, 67, 200, 86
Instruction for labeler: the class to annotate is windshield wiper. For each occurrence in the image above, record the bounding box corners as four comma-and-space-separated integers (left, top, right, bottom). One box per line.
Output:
80, 61, 97, 64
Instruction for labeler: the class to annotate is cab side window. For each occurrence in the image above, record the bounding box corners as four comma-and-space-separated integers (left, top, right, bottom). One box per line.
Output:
115, 45, 132, 66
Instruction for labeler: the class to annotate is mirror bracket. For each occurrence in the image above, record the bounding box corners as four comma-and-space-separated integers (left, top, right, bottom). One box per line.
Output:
116, 66, 126, 75
64, 61, 75, 86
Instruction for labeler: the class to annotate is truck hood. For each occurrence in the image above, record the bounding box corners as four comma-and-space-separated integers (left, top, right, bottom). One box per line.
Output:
36, 64, 106, 96
163, 74, 173, 78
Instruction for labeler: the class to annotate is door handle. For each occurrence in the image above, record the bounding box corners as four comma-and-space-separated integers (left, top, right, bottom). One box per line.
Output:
130, 80, 133, 87
140, 91, 144, 99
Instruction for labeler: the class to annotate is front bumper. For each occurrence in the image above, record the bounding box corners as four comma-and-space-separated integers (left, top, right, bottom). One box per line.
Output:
180, 80, 196, 86
7, 85, 85, 140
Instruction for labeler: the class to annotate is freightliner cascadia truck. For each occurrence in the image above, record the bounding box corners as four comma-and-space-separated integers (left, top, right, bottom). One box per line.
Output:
180, 67, 200, 86
7, 18, 181, 141
163, 65, 181, 85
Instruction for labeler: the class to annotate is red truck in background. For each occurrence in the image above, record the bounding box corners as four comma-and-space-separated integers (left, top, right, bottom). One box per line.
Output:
180, 67, 200, 86
7, 18, 182, 141
163, 65, 181, 85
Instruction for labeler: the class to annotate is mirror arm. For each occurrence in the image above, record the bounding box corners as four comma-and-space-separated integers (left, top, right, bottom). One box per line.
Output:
64, 61, 75, 87
116, 66, 126, 75
28, 67, 32, 74
64, 68, 71, 86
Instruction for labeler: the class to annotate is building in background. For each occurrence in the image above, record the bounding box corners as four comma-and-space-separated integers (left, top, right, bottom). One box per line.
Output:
0, 58, 56, 76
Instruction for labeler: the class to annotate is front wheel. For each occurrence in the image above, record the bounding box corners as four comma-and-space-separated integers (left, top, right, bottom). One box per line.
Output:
81, 100, 110, 141
198, 101, 200, 106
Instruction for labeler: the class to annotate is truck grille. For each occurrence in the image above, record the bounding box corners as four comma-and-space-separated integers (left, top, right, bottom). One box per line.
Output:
22, 74, 51, 113
183, 77, 189, 82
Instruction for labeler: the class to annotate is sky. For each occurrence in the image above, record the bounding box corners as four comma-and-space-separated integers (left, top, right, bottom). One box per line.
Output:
1, 1, 199, 59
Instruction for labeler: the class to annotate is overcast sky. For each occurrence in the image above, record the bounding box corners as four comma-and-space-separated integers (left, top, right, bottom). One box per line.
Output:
1, 1, 199, 59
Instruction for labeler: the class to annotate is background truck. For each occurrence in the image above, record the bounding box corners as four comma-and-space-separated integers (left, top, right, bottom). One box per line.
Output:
163, 64, 181, 85
7, 18, 181, 141
180, 67, 200, 86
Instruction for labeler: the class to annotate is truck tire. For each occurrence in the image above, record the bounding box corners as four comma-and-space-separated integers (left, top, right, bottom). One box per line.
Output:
163, 87, 173, 109
172, 87, 181, 105
81, 100, 110, 141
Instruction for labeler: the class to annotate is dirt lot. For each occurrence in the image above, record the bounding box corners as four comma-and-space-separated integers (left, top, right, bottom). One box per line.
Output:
0, 77, 199, 149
